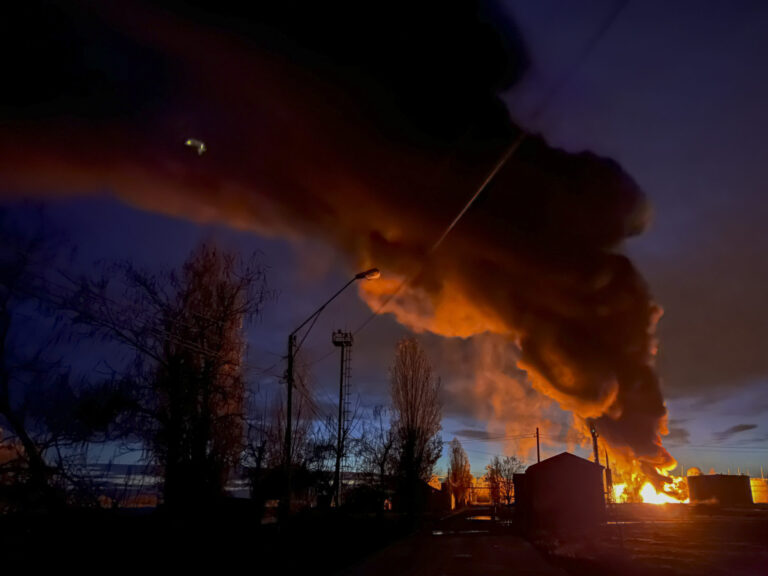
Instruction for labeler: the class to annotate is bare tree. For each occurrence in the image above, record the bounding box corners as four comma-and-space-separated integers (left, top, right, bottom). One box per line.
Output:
447, 438, 472, 507
486, 458, 501, 505
245, 386, 313, 514
486, 454, 525, 505
0, 209, 69, 508
357, 405, 395, 509
65, 243, 270, 507
244, 398, 275, 494
390, 336, 442, 515
0, 209, 157, 513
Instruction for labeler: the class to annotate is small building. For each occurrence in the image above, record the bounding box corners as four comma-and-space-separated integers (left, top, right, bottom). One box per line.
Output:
688, 474, 753, 507
514, 452, 605, 536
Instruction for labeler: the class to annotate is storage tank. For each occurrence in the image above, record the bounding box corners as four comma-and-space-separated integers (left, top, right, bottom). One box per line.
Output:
688, 474, 753, 507
750, 478, 768, 504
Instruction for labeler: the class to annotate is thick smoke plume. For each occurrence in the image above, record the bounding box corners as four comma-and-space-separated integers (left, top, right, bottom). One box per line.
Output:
0, 2, 674, 480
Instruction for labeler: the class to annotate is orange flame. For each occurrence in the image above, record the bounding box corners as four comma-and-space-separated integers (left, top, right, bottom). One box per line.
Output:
611, 461, 689, 504
640, 482, 688, 505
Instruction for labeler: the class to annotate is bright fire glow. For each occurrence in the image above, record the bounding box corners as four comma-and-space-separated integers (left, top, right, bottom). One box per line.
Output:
612, 483, 627, 503
640, 482, 688, 504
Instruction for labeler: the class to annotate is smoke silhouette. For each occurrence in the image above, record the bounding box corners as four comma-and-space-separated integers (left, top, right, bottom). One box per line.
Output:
0, 1, 674, 477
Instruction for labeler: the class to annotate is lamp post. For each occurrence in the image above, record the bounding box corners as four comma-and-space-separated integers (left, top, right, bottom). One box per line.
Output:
282, 268, 379, 516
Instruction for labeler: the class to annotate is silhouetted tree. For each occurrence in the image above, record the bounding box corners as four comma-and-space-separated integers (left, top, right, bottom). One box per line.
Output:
389, 336, 442, 516
0, 209, 67, 509
486, 454, 524, 505
447, 438, 472, 507
358, 405, 395, 509
245, 387, 313, 515
486, 458, 501, 505
359, 406, 395, 489
0, 209, 126, 510
67, 243, 270, 508
244, 398, 276, 509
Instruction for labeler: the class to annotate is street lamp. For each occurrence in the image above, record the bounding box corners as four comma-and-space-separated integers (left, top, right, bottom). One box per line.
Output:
282, 267, 379, 515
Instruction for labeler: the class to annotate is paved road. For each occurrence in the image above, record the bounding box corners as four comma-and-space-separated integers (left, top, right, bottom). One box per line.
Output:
341, 506, 565, 576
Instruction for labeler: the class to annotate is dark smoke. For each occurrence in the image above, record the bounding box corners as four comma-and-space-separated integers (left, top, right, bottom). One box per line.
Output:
0, 1, 674, 473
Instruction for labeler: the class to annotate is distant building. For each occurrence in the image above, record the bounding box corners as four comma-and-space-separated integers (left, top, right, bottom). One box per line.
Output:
688, 474, 753, 507
514, 452, 605, 536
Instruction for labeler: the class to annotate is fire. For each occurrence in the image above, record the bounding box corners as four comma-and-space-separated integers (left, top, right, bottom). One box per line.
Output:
637, 473, 689, 504
612, 483, 627, 503
615, 478, 688, 504
640, 482, 683, 504
608, 454, 689, 504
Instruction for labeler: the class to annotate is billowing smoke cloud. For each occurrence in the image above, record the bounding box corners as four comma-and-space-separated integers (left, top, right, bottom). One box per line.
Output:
0, 2, 674, 477
429, 333, 580, 462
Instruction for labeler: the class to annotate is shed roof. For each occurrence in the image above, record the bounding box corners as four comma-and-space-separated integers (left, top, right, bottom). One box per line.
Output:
527, 451, 604, 473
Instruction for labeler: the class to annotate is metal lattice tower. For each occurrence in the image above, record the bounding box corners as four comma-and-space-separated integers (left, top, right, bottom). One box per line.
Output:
332, 330, 353, 507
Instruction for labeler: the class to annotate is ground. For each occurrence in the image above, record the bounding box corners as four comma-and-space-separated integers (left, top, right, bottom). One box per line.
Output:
573, 503, 768, 576
342, 506, 564, 576
343, 504, 768, 576
1, 502, 766, 574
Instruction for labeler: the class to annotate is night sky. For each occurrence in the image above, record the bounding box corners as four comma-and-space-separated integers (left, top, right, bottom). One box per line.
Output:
1, 0, 767, 477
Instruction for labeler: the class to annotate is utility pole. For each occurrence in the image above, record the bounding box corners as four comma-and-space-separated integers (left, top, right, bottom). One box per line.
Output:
590, 423, 600, 466
282, 333, 296, 519
536, 427, 541, 463
280, 267, 379, 520
332, 330, 353, 508
604, 448, 613, 503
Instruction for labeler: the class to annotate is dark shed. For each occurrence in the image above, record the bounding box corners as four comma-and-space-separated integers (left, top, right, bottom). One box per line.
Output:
514, 452, 605, 535
688, 474, 753, 507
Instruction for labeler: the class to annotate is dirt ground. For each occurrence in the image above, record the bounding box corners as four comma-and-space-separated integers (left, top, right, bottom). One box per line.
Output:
539, 503, 768, 576
344, 503, 768, 576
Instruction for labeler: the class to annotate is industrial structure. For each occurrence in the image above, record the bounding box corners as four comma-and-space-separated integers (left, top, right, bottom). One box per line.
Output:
332, 329, 354, 507
514, 452, 605, 535
688, 473, 754, 507
750, 477, 768, 504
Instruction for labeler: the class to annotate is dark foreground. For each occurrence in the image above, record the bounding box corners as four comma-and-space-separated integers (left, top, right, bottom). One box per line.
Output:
2, 503, 767, 574
567, 503, 768, 576
0, 502, 407, 572
342, 506, 564, 576
344, 504, 768, 576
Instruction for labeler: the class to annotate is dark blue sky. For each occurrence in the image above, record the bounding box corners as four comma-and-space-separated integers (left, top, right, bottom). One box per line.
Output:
2, 0, 767, 476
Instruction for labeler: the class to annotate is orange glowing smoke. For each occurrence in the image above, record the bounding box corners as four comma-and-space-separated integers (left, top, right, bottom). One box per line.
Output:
0, 2, 679, 490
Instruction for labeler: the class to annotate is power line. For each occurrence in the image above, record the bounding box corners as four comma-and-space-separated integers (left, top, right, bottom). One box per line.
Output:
525, 0, 630, 122
352, 0, 632, 338
672, 445, 768, 452
250, 2, 634, 384
446, 433, 535, 443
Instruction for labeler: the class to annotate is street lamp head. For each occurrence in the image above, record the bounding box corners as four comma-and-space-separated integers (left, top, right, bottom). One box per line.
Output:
356, 268, 381, 280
